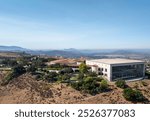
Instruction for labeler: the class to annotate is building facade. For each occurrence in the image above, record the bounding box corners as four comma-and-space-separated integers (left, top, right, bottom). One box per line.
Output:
86, 59, 145, 81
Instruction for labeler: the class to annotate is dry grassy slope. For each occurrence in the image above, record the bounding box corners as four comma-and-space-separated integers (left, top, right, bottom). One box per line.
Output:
0, 52, 21, 58
0, 72, 150, 104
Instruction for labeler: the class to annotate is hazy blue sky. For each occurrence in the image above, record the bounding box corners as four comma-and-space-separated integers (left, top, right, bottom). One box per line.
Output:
0, 0, 150, 49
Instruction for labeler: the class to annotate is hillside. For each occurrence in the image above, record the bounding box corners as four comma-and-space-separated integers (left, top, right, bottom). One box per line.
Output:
0, 73, 150, 104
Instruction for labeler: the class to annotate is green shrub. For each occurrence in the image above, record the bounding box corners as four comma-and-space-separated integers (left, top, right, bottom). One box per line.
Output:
145, 71, 150, 79
123, 88, 145, 102
77, 73, 84, 80
44, 72, 58, 82
87, 72, 97, 77
60, 68, 73, 74
115, 80, 127, 89
71, 77, 109, 95
26, 65, 37, 73
100, 80, 108, 91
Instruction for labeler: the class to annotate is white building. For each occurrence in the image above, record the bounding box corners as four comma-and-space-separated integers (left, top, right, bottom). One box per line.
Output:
86, 58, 145, 81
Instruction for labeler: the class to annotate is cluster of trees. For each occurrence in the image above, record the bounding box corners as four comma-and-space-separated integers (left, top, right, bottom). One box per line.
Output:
71, 77, 108, 95
1, 59, 18, 67
2, 65, 26, 85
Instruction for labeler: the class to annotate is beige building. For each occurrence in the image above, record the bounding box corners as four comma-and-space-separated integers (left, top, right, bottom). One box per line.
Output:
86, 58, 145, 81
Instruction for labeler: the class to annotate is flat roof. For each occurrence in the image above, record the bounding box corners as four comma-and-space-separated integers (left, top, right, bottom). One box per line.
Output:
87, 58, 145, 65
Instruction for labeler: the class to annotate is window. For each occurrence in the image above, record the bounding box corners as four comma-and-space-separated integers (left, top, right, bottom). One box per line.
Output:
105, 69, 107, 72
99, 72, 103, 75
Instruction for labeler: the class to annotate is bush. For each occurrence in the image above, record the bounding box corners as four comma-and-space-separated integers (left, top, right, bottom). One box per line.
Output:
145, 71, 150, 79
87, 72, 97, 77
100, 80, 108, 91
26, 65, 37, 73
77, 73, 84, 80
71, 77, 109, 95
60, 68, 73, 74
13, 65, 26, 76
115, 80, 127, 89
44, 72, 58, 83
61, 73, 71, 81
123, 88, 145, 102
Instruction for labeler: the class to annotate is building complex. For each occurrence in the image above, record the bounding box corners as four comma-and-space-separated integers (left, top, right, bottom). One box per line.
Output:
86, 58, 145, 81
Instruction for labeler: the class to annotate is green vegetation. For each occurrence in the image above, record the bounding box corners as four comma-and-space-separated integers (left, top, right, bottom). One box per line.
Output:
123, 88, 145, 102
1, 65, 26, 85
100, 80, 108, 91
1, 53, 150, 103
79, 63, 88, 73
48, 64, 67, 70
71, 77, 108, 95
77, 73, 84, 80
1, 59, 17, 67
145, 71, 150, 79
44, 72, 58, 83
59, 67, 73, 74
115, 80, 127, 89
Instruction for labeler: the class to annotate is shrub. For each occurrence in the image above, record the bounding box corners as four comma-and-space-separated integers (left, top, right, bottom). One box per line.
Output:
100, 80, 108, 91
26, 65, 37, 73
123, 88, 145, 102
87, 72, 97, 77
71, 77, 109, 95
60, 68, 73, 74
115, 80, 127, 89
145, 71, 150, 79
44, 72, 58, 83
77, 73, 84, 80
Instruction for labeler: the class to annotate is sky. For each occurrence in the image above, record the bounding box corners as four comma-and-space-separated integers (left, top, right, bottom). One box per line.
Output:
0, 0, 150, 50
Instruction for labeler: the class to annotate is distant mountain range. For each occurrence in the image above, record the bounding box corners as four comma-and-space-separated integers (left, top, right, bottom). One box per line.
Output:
0, 45, 150, 59
0, 46, 29, 52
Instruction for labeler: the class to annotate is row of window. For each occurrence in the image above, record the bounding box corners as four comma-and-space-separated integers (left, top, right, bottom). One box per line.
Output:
98, 68, 107, 72
98, 72, 107, 77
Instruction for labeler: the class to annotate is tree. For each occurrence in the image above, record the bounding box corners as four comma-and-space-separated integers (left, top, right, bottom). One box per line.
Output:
14, 64, 26, 73
1, 65, 26, 85
79, 63, 88, 74
1, 59, 18, 67
26, 65, 37, 73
